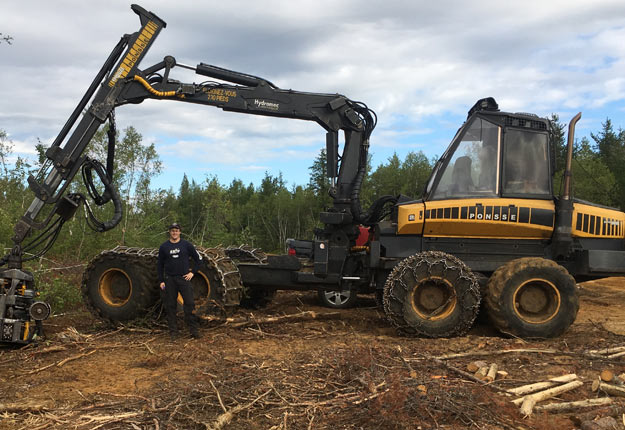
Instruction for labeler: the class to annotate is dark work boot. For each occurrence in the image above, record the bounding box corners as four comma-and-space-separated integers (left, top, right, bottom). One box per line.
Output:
190, 328, 200, 339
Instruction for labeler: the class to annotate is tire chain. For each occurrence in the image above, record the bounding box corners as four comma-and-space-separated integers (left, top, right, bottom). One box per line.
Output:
103, 245, 251, 308
224, 245, 267, 264
223, 245, 277, 308
80, 248, 158, 321
382, 250, 480, 337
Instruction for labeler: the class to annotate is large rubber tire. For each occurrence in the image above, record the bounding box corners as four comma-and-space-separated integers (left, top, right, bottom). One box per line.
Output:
176, 259, 223, 312
383, 251, 480, 337
82, 252, 159, 322
485, 257, 578, 338
317, 289, 358, 309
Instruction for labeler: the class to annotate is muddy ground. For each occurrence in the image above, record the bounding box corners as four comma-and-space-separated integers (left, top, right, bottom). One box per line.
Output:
2, 278, 625, 430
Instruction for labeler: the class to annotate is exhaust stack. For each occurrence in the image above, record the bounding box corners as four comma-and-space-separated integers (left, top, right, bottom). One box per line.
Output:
562, 112, 582, 201
552, 112, 582, 258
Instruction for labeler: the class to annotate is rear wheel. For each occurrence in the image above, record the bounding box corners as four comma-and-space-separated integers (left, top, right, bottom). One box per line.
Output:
383, 251, 480, 337
176, 260, 222, 311
82, 252, 158, 322
317, 289, 358, 309
485, 257, 578, 338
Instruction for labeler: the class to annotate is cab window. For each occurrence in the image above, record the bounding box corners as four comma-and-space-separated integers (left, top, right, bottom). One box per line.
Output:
502, 130, 550, 197
431, 118, 500, 200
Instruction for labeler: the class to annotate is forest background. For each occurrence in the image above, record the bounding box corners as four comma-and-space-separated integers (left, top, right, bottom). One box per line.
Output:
0, 116, 624, 310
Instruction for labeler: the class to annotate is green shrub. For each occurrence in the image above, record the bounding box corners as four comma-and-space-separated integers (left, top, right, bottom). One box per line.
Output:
36, 276, 83, 313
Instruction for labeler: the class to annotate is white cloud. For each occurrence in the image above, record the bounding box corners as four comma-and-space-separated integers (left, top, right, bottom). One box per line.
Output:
2, 0, 625, 187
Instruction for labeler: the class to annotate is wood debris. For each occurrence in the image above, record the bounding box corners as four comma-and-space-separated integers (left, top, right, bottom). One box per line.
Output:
507, 374, 594, 417
508, 373, 578, 397
587, 345, 625, 359
199, 310, 341, 328
519, 380, 584, 416
534, 398, 612, 413
592, 380, 625, 397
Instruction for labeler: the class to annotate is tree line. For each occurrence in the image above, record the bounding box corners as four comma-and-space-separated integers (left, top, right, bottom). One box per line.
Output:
1, 116, 625, 268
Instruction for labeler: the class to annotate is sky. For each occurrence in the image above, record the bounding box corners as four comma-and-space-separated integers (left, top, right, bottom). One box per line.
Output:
1, 1, 625, 192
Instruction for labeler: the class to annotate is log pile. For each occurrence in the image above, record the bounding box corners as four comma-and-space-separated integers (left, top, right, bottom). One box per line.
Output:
466, 361, 508, 382
588, 345, 625, 360
506, 374, 595, 416
507, 367, 625, 418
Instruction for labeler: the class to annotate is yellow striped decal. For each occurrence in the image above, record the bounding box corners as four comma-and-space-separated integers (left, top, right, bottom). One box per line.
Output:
398, 198, 555, 239
573, 203, 625, 238
23, 322, 30, 341
108, 21, 158, 87
397, 199, 625, 240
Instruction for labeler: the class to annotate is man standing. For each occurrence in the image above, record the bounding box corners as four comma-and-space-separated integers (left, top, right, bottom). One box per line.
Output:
158, 222, 201, 340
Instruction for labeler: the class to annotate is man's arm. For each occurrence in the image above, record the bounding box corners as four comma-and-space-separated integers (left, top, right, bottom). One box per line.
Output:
157, 245, 166, 283
188, 241, 201, 274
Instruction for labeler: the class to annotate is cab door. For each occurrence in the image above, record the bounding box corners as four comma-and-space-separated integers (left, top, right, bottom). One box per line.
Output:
419, 116, 555, 240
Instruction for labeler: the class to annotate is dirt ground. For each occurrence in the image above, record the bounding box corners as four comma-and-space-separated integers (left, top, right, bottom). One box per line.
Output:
2, 278, 625, 430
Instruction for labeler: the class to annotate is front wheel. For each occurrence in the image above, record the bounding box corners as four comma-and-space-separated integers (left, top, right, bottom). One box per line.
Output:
383, 251, 480, 337
485, 257, 578, 338
317, 289, 358, 309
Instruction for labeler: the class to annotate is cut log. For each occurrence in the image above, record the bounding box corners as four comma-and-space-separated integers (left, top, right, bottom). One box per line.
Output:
508, 374, 578, 396
588, 346, 625, 355
485, 363, 498, 382
526, 380, 583, 403
534, 398, 612, 413
475, 366, 488, 380
520, 398, 537, 416
591, 379, 600, 392
467, 360, 487, 373
591, 381, 625, 397
519, 380, 584, 416
600, 370, 614, 382
607, 351, 625, 359
497, 370, 509, 380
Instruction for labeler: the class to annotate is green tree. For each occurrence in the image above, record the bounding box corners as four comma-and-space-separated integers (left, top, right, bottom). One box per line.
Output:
196, 176, 234, 246
87, 126, 162, 244
368, 151, 432, 199
255, 172, 290, 250
553, 137, 616, 206
592, 119, 625, 208
228, 179, 257, 244
402, 151, 433, 197
308, 149, 331, 197
0, 130, 31, 251
549, 114, 566, 171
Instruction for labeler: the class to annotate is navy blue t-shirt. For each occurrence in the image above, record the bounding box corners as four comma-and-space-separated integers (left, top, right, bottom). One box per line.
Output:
157, 239, 201, 282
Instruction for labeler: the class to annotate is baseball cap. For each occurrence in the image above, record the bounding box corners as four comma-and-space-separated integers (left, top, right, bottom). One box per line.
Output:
168, 222, 182, 231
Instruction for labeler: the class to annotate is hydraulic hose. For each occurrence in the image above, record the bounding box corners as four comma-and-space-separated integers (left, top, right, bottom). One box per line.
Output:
81, 159, 123, 232
133, 75, 177, 97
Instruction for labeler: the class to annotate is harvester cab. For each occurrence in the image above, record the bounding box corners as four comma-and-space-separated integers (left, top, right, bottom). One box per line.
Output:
426, 97, 552, 202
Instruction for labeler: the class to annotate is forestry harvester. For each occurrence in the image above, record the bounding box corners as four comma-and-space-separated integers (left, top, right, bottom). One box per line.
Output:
2, 5, 625, 345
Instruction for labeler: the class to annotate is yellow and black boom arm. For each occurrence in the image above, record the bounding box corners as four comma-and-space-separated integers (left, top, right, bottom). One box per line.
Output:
3, 4, 378, 272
